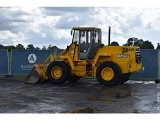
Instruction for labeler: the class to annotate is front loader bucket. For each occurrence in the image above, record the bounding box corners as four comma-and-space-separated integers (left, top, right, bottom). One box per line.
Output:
25, 64, 48, 84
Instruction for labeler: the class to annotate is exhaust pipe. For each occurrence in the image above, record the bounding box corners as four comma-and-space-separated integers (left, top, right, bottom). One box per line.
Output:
108, 26, 111, 46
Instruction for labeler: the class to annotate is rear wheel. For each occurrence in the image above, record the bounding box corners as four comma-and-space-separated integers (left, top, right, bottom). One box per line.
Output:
96, 61, 122, 86
68, 75, 82, 83
47, 61, 69, 84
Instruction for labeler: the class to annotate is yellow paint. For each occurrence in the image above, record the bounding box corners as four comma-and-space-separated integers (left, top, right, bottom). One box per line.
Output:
51, 66, 62, 79
25, 27, 142, 84
101, 67, 114, 81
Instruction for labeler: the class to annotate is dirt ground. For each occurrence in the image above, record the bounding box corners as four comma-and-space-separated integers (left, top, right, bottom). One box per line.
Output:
0, 76, 160, 113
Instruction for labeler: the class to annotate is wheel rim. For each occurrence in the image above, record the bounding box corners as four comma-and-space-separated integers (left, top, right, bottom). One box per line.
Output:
101, 67, 114, 81
51, 66, 62, 79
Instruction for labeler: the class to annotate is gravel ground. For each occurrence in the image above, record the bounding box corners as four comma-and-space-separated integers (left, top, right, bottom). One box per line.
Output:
0, 76, 160, 113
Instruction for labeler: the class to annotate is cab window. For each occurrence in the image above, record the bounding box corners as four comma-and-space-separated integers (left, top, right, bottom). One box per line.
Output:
72, 30, 79, 44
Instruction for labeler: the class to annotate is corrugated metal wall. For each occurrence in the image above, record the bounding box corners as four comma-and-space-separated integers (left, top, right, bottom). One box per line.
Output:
0, 50, 9, 74
0, 49, 159, 81
10, 49, 62, 75
130, 49, 159, 80
158, 50, 160, 79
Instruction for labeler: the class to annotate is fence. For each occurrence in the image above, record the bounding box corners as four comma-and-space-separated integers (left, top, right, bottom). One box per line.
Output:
8, 49, 61, 75
130, 49, 160, 80
0, 50, 9, 74
0, 49, 160, 81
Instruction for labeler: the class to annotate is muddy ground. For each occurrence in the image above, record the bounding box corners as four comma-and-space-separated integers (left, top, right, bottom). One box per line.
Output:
0, 76, 160, 113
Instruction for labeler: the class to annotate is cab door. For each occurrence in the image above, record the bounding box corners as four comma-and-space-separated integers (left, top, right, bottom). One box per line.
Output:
79, 30, 92, 59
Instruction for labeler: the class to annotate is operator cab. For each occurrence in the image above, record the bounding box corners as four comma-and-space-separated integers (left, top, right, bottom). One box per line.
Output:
71, 27, 103, 59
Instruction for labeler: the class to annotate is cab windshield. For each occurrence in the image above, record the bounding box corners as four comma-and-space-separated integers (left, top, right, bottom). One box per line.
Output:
72, 29, 101, 44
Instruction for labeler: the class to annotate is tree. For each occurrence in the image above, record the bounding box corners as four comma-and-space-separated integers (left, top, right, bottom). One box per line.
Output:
26, 44, 35, 50
16, 44, 25, 49
42, 46, 47, 50
0, 44, 4, 49
156, 43, 160, 49
47, 44, 52, 50
124, 38, 154, 49
110, 41, 119, 46
135, 39, 144, 48
7, 45, 16, 52
125, 38, 139, 46
35, 47, 40, 50
122, 43, 128, 46
141, 40, 154, 49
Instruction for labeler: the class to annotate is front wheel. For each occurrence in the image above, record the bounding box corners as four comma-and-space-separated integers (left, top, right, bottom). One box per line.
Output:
96, 61, 122, 86
47, 61, 69, 84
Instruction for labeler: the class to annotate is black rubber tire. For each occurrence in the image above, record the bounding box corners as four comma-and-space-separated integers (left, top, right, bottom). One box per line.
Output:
47, 61, 69, 84
68, 75, 82, 83
96, 61, 122, 86
119, 73, 131, 84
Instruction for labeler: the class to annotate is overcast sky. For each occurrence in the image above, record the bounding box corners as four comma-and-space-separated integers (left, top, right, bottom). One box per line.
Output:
0, 7, 160, 49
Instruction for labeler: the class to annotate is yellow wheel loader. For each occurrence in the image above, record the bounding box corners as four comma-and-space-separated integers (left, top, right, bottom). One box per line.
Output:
25, 26, 142, 86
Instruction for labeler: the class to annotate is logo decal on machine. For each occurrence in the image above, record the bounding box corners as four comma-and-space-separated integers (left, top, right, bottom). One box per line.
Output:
122, 48, 135, 53
117, 54, 130, 58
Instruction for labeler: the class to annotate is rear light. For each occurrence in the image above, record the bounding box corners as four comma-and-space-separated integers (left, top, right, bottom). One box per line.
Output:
135, 48, 141, 63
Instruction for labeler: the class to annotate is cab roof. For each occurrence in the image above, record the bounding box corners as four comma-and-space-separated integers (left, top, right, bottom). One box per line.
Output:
72, 27, 101, 31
